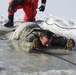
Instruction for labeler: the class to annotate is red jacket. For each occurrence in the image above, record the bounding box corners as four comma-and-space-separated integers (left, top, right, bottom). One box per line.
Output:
22, 0, 46, 9
8, 0, 47, 21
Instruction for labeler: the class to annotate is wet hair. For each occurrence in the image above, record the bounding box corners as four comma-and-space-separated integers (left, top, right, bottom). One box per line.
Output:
40, 30, 54, 39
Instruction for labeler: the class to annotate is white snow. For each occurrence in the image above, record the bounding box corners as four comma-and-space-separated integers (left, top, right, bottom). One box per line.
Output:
0, 15, 76, 75
37, 15, 76, 40
1, 70, 76, 75
1, 15, 76, 40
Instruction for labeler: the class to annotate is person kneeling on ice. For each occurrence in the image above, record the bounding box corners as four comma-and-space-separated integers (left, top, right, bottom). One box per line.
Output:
4, 0, 46, 27
5, 23, 75, 52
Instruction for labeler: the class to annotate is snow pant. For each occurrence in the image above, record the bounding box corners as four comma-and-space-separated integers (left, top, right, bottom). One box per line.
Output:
8, 0, 38, 22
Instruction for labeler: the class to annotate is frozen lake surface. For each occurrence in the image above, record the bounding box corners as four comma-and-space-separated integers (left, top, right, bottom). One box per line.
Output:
0, 16, 76, 75
0, 40, 76, 75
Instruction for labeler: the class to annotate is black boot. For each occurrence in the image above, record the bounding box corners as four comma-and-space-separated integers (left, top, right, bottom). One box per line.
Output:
26, 19, 34, 22
4, 15, 14, 27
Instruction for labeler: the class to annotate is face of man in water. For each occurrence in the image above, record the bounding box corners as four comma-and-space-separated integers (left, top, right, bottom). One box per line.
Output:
40, 37, 51, 47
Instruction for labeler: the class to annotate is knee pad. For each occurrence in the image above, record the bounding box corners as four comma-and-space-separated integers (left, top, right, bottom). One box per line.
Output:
8, 0, 19, 12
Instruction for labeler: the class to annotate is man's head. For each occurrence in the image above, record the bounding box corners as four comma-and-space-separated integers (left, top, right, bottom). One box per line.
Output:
39, 30, 53, 47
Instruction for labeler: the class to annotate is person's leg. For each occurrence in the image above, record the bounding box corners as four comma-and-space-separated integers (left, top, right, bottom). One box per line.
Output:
23, 1, 37, 22
4, 0, 23, 27
23, 4, 37, 22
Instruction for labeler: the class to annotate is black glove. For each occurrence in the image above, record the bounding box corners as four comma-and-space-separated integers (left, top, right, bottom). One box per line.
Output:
39, 5, 45, 12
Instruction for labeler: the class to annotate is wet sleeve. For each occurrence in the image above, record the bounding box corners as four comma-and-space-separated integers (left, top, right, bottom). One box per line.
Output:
26, 34, 37, 42
51, 36, 67, 48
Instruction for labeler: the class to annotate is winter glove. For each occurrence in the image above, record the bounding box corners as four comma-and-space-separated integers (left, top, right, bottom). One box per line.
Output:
39, 5, 45, 12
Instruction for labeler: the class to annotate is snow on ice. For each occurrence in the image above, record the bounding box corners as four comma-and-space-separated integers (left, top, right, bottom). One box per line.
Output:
1, 15, 76, 40
0, 15, 76, 75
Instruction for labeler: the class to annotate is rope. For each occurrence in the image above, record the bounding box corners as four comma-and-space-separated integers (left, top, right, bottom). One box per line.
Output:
45, 20, 76, 29
38, 50, 76, 66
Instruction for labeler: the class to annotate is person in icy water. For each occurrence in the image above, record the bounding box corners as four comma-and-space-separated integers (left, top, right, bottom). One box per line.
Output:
25, 30, 75, 52
4, 0, 46, 27
9, 23, 75, 53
